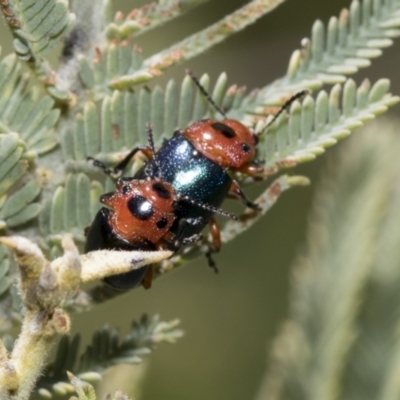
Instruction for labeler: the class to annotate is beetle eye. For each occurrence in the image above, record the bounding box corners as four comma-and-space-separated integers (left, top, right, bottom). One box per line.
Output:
127, 195, 154, 220
152, 182, 171, 199
211, 122, 236, 138
241, 143, 252, 153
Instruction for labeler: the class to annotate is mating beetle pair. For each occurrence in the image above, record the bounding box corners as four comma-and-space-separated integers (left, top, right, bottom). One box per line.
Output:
85, 71, 303, 290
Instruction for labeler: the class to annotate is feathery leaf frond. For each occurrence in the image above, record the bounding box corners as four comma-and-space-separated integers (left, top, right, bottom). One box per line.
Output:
256, 78, 399, 172
36, 315, 183, 397
255, 0, 400, 104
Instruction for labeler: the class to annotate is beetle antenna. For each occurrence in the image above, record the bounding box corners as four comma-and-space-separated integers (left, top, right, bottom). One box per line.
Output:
179, 195, 238, 220
258, 89, 310, 135
145, 122, 163, 179
186, 69, 227, 119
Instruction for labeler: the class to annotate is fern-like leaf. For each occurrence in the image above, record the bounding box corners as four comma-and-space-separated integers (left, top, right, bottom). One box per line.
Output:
256, 78, 399, 171
254, 0, 400, 105
36, 315, 183, 397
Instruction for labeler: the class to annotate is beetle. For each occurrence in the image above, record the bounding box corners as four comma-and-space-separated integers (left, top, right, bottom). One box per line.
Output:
85, 124, 236, 289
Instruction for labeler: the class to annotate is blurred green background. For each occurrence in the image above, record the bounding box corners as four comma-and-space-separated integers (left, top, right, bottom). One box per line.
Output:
3, 0, 400, 399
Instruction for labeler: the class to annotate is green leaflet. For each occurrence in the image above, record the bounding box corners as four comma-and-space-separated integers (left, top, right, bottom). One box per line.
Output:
0, 54, 60, 155
48, 174, 102, 242
3, 0, 75, 57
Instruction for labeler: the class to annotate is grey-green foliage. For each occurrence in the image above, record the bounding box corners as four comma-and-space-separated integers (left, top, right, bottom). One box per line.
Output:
256, 119, 400, 400
0, 51, 60, 154
0, 0, 399, 393
36, 315, 183, 398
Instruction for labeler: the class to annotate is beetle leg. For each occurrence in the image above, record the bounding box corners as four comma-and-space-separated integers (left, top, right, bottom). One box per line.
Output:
88, 145, 153, 177
234, 162, 264, 176
142, 265, 153, 290
205, 217, 221, 274
228, 180, 261, 211
172, 217, 204, 249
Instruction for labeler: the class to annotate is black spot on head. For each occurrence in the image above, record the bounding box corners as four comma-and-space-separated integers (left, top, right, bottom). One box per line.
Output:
211, 122, 236, 138
122, 184, 130, 194
241, 143, 252, 153
156, 218, 168, 229
127, 195, 154, 220
152, 182, 171, 199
